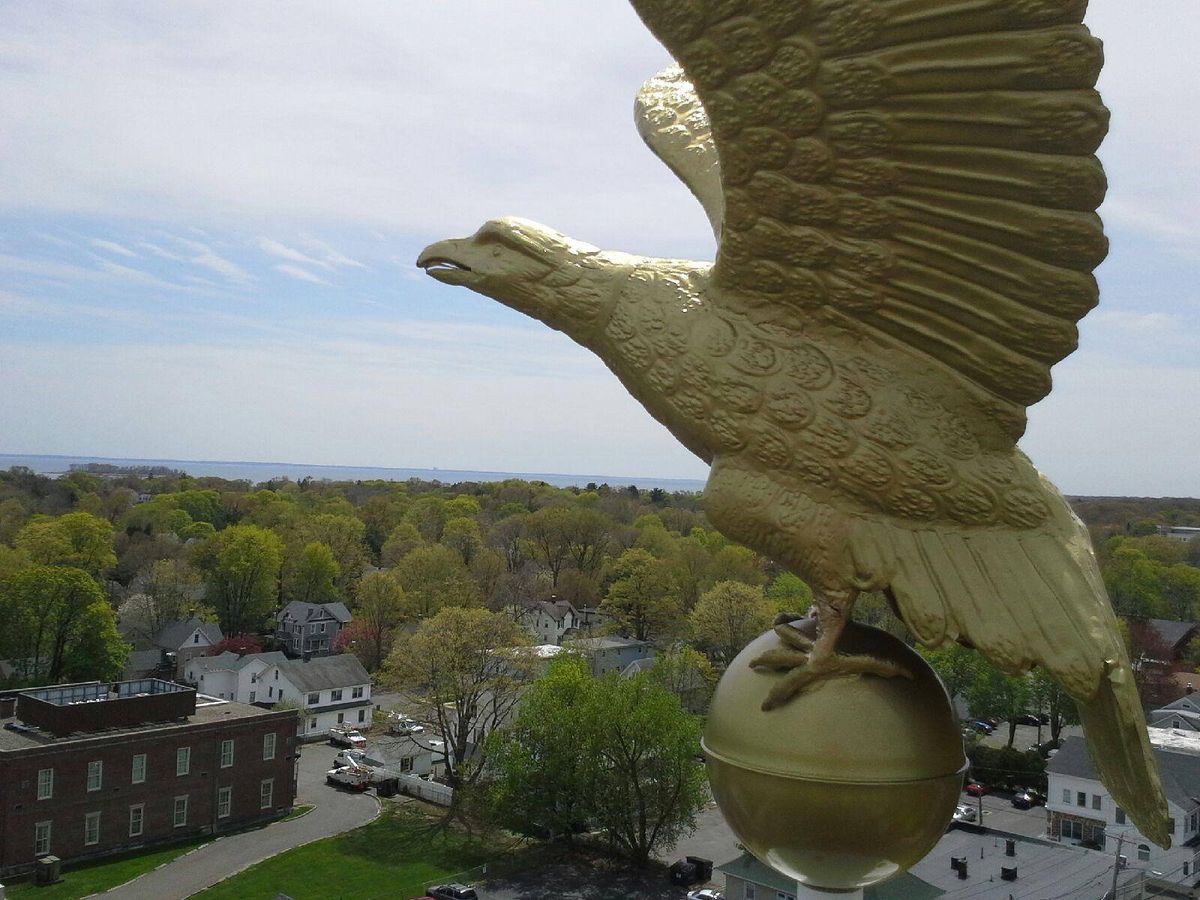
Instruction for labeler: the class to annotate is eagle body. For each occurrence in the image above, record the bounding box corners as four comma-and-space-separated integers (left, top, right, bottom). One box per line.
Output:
419, 0, 1172, 848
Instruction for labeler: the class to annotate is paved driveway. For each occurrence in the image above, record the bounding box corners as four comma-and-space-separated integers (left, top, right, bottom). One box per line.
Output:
103, 739, 378, 899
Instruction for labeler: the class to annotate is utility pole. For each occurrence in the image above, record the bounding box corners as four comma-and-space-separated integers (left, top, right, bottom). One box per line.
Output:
1110, 832, 1126, 900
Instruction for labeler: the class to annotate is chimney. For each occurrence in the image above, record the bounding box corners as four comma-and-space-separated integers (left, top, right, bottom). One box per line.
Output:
958, 861, 969, 880
1001, 866, 1018, 882
1006, 839, 1016, 857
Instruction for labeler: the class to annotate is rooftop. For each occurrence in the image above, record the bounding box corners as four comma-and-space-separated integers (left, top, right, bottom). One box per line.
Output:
1049, 734, 1200, 811
275, 653, 370, 693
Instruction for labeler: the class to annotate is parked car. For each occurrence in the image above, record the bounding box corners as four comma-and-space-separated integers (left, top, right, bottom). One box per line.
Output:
427, 885, 479, 900
968, 720, 994, 734
953, 804, 978, 823
329, 725, 367, 749
687, 890, 726, 900
965, 782, 990, 797
390, 717, 425, 736
1013, 714, 1041, 726
1011, 789, 1045, 809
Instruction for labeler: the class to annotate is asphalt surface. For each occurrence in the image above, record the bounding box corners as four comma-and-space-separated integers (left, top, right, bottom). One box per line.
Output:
102, 738, 379, 899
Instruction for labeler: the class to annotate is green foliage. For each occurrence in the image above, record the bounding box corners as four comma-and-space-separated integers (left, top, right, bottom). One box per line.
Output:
967, 745, 1046, 793
766, 571, 813, 614
0, 565, 127, 683
15, 511, 116, 579
395, 544, 481, 617
285, 542, 340, 604
601, 548, 681, 643
348, 569, 406, 670
487, 659, 708, 864
689, 580, 775, 665
192, 524, 284, 634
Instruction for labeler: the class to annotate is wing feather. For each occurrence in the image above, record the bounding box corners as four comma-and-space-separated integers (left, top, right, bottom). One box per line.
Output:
628, 0, 1109, 423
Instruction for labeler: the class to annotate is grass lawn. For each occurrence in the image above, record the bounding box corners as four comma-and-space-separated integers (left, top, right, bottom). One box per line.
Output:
195, 804, 529, 900
6, 836, 212, 900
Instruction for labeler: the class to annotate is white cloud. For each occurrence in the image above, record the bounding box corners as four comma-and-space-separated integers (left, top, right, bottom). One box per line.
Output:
89, 238, 138, 258
256, 237, 328, 269
275, 263, 328, 285
172, 237, 251, 282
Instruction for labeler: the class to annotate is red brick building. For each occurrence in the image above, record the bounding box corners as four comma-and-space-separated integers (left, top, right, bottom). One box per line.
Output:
0, 679, 298, 877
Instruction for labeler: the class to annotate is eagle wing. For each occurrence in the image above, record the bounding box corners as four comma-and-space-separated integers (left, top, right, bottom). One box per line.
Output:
628, 0, 1171, 847
636, 66, 725, 238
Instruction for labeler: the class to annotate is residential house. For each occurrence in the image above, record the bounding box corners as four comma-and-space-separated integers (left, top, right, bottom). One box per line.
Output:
151, 617, 224, 677
1046, 730, 1200, 892
264, 654, 373, 739
620, 657, 709, 713
0, 679, 297, 877
1159, 526, 1200, 544
505, 598, 579, 646
1141, 619, 1200, 662
183, 651, 288, 703
275, 602, 352, 658
1150, 695, 1200, 732
567, 636, 655, 676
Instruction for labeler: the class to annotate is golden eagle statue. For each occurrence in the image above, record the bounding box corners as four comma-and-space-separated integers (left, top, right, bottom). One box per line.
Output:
419, 0, 1171, 846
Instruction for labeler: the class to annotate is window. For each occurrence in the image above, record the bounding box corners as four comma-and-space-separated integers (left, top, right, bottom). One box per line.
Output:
337, 712, 345, 724
1062, 788, 1070, 804
309, 717, 317, 731
84, 811, 101, 846
220, 739, 234, 768
34, 821, 51, 857
400, 757, 414, 773
132, 753, 146, 784
177, 746, 191, 776
745, 884, 756, 900
1169, 818, 1177, 835
263, 732, 277, 761
274, 670, 278, 680
260, 778, 274, 810
1116, 807, 1126, 825
320, 622, 326, 633
268, 686, 274, 698
776, 893, 797, 900
331, 689, 343, 702
193, 632, 200, 644
37, 768, 54, 800
173, 796, 189, 827
308, 692, 320, 705
1092, 795, 1102, 811
249, 691, 256, 703
358, 709, 366, 723
1077, 792, 1087, 807
352, 686, 364, 699
87, 760, 103, 792
217, 786, 232, 819
129, 804, 144, 837
1138, 844, 1151, 861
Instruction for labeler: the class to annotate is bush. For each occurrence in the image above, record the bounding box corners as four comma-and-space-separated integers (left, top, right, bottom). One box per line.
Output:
967, 745, 1046, 792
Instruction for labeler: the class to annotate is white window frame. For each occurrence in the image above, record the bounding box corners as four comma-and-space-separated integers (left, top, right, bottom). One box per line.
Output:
260, 778, 274, 810
263, 732, 277, 761
37, 768, 54, 800
249, 690, 256, 703
400, 757, 414, 773
173, 795, 189, 828
87, 759, 103, 792
129, 804, 144, 837
177, 746, 191, 776
745, 883, 756, 900
84, 811, 101, 846
217, 786, 232, 819
337, 712, 345, 724
220, 739, 234, 768
131, 753, 146, 785
358, 708, 366, 723
308, 692, 320, 705
34, 820, 52, 857
330, 689, 343, 702
352, 686, 364, 699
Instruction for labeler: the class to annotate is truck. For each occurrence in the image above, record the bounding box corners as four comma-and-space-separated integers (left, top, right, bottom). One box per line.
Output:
386, 713, 425, 736
326, 764, 372, 791
329, 725, 367, 749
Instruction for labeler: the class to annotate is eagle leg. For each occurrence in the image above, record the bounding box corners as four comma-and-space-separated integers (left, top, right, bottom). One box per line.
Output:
752, 588, 913, 711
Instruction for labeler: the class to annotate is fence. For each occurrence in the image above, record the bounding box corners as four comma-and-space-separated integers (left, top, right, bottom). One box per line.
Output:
374, 769, 455, 806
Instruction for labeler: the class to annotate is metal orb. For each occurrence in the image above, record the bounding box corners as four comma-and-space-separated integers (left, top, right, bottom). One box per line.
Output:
703, 619, 967, 892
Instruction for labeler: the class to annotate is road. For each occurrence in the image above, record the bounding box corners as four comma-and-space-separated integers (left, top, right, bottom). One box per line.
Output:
102, 738, 379, 899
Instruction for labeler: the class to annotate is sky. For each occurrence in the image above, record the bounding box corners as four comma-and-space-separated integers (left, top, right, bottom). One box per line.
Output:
0, 2, 1196, 495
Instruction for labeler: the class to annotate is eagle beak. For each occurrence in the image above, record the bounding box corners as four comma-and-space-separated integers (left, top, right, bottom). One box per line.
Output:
417, 238, 476, 286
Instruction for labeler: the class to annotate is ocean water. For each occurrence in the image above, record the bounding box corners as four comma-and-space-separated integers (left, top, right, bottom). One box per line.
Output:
1, 452, 707, 493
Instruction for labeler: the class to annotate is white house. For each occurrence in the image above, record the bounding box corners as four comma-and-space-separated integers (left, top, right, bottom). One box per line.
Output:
1150, 695, 1200, 732
505, 599, 580, 646
1046, 730, 1200, 891
264, 654, 373, 739
183, 651, 288, 703
566, 636, 655, 676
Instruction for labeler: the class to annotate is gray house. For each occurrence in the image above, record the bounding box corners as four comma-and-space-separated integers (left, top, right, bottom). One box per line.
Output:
567, 636, 654, 676
152, 617, 224, 676
275, 601, 352, 658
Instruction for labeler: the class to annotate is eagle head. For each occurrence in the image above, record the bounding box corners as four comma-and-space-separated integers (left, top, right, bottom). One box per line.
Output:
417, 217, 616, 341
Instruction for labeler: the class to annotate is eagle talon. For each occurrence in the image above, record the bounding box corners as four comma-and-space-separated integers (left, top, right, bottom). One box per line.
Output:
759, 650, 915, 711
773, 622, 815, 653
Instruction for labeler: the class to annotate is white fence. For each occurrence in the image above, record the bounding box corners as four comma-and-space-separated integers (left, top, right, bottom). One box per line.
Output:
371, 768, 454, 806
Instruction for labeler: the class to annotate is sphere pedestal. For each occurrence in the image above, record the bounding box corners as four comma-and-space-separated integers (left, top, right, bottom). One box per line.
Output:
704, 619, 967, 892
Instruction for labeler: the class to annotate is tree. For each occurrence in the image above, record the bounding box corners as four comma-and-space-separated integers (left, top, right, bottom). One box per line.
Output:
289, 514, 367, 589
487, 660, 707, 865
967, 660, 1031, 749
15, 511, 116, 579
649, 646, 715, 713
209, 634, 264, 656
563, 508, 612, 575
920, 642, 979, 705
766, 572, 814, 614
380, 522, 423, 567
350, 569, 407, 669
0, 565, 127, 682
121, 557, 204, 637
689, 581, 775, 665
442, 517, 483, 566
284, 542, 340, 604
525, 507, 572, 587
1029, 667, 1080, 743
601, 548, 681, 644
386, 607, 537, 789
193, 525, 283, 635
396, 544, 481, 618
0, 545, 30, 583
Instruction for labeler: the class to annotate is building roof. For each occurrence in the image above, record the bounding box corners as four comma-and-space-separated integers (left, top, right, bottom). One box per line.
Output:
0, 695, 291, 752
188, 651, 288, 676
1143, 618, 1200, 651
1049, 734, 1200, 810
277, 601, 352, 624
274, 654, 370, 693
1160, 695, 1200, 714
1150, 709, 1200, 727
568, 636, 651, 653
154, 617, 223, 650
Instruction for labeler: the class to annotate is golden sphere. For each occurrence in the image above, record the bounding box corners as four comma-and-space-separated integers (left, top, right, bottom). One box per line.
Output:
703, 619, 967, 892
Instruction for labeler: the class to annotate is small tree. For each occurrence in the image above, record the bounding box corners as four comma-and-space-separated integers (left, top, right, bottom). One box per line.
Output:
601, 548, 680, 644
209, 634, 264, 656
689, 581, 775, 665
